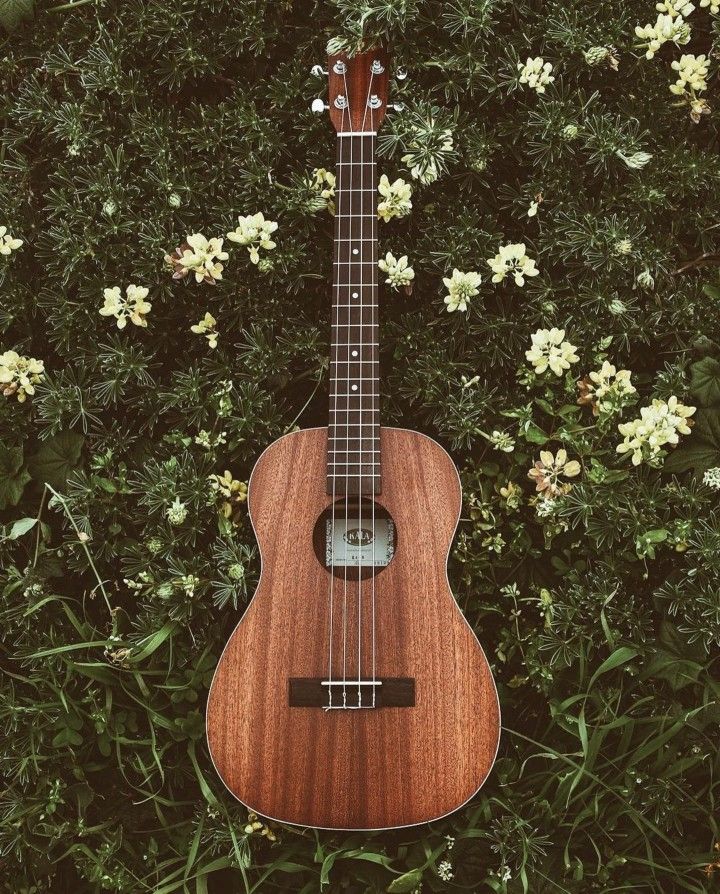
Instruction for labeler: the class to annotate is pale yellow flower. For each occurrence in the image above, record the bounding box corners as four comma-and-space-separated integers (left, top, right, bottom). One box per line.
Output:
99, 284, 152, 329
191, 312, 219, 348
442, 269, 482, 312
0, 350, 45, 402
226, 212, 278, 264
526, 328, 579, 376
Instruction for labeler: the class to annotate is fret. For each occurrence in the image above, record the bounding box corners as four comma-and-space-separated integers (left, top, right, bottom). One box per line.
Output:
327, 128, 380, 496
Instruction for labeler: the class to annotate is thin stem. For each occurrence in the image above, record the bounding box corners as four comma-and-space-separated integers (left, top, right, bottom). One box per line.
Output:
45, 484, 113, 616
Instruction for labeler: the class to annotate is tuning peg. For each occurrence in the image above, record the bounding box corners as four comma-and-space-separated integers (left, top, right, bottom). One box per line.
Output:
311, 98, 329, 114
395, 67, 408, 81
311, 64, 328, 78
389, 102, 405, 112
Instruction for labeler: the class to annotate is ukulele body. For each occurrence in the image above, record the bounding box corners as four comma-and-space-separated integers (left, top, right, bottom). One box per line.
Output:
206, 426, 500, 830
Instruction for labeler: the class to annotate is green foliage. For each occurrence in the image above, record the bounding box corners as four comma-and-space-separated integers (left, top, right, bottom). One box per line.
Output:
1, 0, 720, 892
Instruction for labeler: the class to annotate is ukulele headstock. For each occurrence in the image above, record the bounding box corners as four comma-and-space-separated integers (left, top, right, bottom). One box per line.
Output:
324, 48, 390, 134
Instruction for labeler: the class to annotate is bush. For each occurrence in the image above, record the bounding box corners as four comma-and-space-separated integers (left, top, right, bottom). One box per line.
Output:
1, 1, 719, 891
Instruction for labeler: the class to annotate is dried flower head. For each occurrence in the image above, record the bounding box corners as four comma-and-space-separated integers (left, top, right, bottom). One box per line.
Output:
528, 449, 581, 497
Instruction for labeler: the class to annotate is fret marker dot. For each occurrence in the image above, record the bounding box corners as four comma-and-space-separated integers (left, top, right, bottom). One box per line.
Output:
351, 384, 358, 391
351, 350, 358, 357
352, 248, 359, 255
352, 292, 359, 299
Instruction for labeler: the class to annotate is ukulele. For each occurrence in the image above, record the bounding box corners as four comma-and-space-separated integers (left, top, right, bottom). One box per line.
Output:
206, 48, 500, 830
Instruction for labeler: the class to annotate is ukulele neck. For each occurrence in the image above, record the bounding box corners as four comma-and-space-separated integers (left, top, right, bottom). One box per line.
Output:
327, 132, 380, 497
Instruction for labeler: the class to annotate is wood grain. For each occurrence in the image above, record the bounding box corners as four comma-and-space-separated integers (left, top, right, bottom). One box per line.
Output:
206, 426, 500, 830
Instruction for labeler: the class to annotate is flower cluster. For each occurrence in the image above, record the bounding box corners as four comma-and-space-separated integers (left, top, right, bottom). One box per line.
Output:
526, 329, 579, 376
99, 284, 152, 329
616, 396, 696, 466
0, 226, 23, 256
670, 54, 710, 122
583, 46, 620, 70
209, 471, 248, 520
577, 361, 636, 416
635, 14, 690, 59
378, 252, 414, 291
703, 468, 720, 490
190, 312, 219, 348
528, 449, 581, 498
700, 0, 719, 11
166, 497, 188, 526
442, 269, 481, 312
0, 350, 45, 402
486, 243, 539, 286
226, 212, 278, 264
518, 57, 555, 93
165, 233, 229, 285
309, 167, 336, 214
656, 0, 695, 14
377, 174, 413, 222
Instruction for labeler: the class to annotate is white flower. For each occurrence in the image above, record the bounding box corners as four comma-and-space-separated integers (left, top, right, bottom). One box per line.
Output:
438, 860, 454, 882
671, 54, 709, 94
703, 467, 720, 489
616, 396, 696, 466
191, 312, 219, 348
700, 0, 719, 12
578, 361, 636, 415
490, 430, 516, 453
166, 497, 188, 525
635, 14, 691, 60
518, 57, 555, 93
309, 168, 336, 213
442, 269, 482, 313
378, 175, 413, 221
99, 284, 152, 329
378, 252, 415, 290
165, 233, 228, 285
226, 212, 278, 264
0, 226, 23, 256
0, 350, 45, 402
656, 0, 694, 16
527, 200, 539, 218
486, 242, 539, 286
669, 55, 710, 120
526, 328, 579, 376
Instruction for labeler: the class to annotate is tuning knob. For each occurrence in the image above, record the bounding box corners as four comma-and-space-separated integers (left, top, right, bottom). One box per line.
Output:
389, 102, 405, 112
311, 98, 329, 114
395, 67, 408, 81
311, 64, 328, 78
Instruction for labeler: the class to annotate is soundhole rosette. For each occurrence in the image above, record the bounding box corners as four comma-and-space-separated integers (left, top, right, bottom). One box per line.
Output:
313, 497, 397, 580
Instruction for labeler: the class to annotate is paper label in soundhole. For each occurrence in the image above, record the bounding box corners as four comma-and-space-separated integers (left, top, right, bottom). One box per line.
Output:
325, 516, 395, 567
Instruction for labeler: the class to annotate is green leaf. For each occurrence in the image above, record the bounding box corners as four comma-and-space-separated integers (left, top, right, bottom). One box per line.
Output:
387, 869, 424, 893
587, 647, 638, 690
524, 422, 549, 445
689, 356, 720, 407
0, 0, 33, 30
8, 517, 37, 539
27, 431, 85, 490
663, 408, 720, 475
0, 444, 31, 509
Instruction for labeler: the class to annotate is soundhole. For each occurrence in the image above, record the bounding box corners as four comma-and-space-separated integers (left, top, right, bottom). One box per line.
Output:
313, 497, 397, 580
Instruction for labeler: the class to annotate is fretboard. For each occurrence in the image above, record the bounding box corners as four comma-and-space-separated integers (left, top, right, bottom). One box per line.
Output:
327, 133, 380, 496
